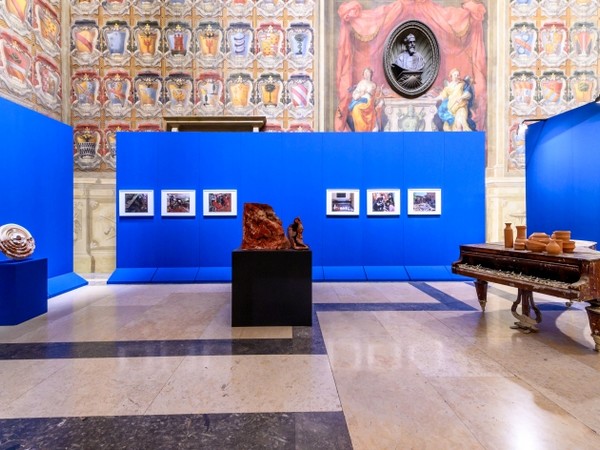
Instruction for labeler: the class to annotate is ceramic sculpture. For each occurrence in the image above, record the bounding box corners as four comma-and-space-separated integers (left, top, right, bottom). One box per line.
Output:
241, 203, 290, 250
0, 223, 35, 259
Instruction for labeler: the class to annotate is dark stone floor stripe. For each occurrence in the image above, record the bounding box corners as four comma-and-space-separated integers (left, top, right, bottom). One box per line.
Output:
0, 411, 352, 450
408, 282, 477, 311
0, 294, 478, 361
0, 335, 326, 361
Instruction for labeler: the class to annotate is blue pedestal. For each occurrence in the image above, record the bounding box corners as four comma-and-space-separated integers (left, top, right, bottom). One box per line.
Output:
0, 258, 48, 325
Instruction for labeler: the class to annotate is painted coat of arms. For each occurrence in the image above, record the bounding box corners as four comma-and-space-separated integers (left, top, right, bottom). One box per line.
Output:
71, 21, 101, 66
227, 22, 254, 68
256, 23, 285, 69
256, 0, 284, 17
0, 32, 32, 96
34, 55, 61, 112
166, 0, 192, 16
72, 71, 101, 118
226, 0, 252, 17
256, 73, 284, 117
511, 23, 538, 67
33, 1, 60, 57
134, 72, 163, 118
103, 123, 129, 169
539, 70, 567, 116
288, 0, 314, 18
196, 73, 224, 115
570, 22, 598, 67
73, 125, 102, 170
226, 73, 254, 115
133, 22, 162, 67
1, 0, 32, 36
196, 0, 222, 17
165, 22, 193, 67
568, 70, 598, 106
165, 73, 194, 116
103, 71, 132, 118
196, 22, 224, 68
539, 22, 568, 67
102, 0, 130, 16
287, 23, 313, 70
510, 0, 538, 17
287, 74, 313, 119
510, 71, 537, 116
71, 0, 99, 16
103, 21, 131, 67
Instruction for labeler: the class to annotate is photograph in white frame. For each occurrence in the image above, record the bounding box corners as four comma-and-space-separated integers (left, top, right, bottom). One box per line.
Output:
203, 190, 238, 216
161, 190, 196, 217
367, 189, 400, 216
407, 189, 442, 215
326, 189, 360, 216
119, 190, 154, 217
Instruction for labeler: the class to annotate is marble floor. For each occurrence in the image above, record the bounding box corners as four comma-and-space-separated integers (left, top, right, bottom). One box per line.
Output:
2, 280, 600, 449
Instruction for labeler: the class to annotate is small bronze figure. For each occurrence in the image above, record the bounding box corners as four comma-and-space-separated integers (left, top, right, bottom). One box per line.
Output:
287, 217, 309, 250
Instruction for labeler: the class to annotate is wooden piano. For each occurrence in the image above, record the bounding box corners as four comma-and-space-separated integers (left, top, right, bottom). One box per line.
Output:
452, 243, 600, 351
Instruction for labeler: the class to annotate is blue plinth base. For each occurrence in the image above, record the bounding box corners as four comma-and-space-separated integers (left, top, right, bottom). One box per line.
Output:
48, 272, 88, 298
0, 258, 48, 325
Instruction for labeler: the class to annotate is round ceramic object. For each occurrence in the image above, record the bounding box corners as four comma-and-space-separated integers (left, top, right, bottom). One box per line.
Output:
562, 240, 576, 253
526, 239, 546, 252
553, 230, 571, 240
0, 223, 35, 259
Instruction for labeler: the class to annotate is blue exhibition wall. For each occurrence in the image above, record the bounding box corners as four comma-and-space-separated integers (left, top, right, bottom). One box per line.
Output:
0, 97, 87, 297
526, 102, 600, 245
110, 131, 485, 283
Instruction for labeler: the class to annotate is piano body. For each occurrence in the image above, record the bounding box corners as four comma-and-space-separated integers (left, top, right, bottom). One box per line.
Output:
452, 243, 600, 351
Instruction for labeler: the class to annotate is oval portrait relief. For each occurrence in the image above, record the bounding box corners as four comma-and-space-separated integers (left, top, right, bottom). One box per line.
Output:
383, 21, 440, 98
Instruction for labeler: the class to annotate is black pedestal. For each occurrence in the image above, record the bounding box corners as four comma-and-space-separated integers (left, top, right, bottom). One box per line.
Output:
232, 249, 312, 326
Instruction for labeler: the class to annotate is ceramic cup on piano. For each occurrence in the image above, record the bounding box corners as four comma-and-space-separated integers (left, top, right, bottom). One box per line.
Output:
552, 230, 571, 241
529, 232, 551, 244
525, 239, 546, 252
562, 240, 576, 253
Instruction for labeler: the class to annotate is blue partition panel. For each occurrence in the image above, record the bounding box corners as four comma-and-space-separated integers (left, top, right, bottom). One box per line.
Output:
112, 131, 485, 282
526, 102, 600, 244
0, 98, 87, 297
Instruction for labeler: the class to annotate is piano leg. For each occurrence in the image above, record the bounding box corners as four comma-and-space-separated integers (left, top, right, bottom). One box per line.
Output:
473, 279, 488, 311
510, 289, 542, 333
585, 300, 600, 352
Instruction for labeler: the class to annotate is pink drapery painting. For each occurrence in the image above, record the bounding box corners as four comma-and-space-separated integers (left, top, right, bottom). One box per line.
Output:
336, 0, 487, 132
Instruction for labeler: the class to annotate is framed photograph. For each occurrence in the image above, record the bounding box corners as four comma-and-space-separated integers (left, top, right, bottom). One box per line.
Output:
119, 190, 154, 217
367, 189, 400, 216
203, 189, 238, 216
326, 189, 360, 216
161, 190, 196, 217
407, 189, 442, 215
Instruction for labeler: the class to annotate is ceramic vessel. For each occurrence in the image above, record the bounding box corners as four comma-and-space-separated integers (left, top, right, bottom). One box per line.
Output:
525, 239, 546, 252
546, 239, 561, 255
514, 225, 527, 250
504, 222, 514, 248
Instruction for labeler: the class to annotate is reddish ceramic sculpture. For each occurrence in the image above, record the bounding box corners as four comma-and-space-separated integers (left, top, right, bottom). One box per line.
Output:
241, 203, 291, 250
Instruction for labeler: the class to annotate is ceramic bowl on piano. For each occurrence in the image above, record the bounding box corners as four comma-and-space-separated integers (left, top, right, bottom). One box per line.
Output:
562, 240, 576, 253
526, 239, 546, 252
528, 232, 550, 244
553, 230, 571, 241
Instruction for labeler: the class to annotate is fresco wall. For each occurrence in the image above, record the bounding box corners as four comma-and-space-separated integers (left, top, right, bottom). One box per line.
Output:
69, 0, 317, 172
0, 0, 63, 120
508, 0, 600, 173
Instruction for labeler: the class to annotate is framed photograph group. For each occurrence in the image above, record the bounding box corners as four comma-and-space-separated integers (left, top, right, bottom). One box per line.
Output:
367, 189, 400, 216
407, 189, 442, 215
203, 190, 238, 216
119, 190, 154, 217
161, 190, 196, 217
326, 189, 360, 216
